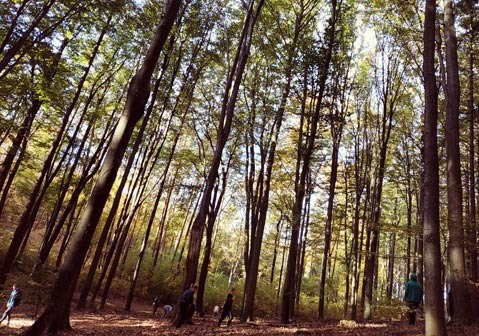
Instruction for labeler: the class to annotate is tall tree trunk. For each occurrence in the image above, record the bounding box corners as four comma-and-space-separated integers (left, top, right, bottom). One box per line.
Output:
196, 168, 228, 315
363, 37, 400, 320
182, 0, 264, 290
76, 42, 177, 308
350, 107, 368, 320
0, 98, 38, 208
0, 0, 57, 75
467, 39, 477, 283
423, 1, 447, 334
21, 2, 182, 334
242, 0, 306, 322
444, 0, 469, 324
386, 230, 396, 300
281, 0, 338, 324
124, 79, 195, 310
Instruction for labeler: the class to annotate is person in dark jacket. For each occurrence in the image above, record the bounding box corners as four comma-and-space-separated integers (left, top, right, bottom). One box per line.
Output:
217, 288, 235, 327
405, 273, 423, 325
0, 284, 21, 326
175, 283, 198, 328
152, 296, 160, 316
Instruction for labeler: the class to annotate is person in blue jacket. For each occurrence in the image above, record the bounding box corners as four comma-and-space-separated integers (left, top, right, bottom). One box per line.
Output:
405, 273, 423, 325
0, 284, 21, 326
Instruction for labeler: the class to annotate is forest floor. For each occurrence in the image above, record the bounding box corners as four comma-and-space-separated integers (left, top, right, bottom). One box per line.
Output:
0, 298, 476, 336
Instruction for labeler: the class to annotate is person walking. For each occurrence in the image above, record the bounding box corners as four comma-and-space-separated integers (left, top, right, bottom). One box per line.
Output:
404, 273, 423, 325
217, 288, 235, 327
0, 284, 22, 326
175, 283, 198, 328
152, 296, 160, 316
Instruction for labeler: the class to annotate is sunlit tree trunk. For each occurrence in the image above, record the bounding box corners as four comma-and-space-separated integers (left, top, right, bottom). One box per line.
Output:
242, 0, 305, 322
363, 38, 400, 320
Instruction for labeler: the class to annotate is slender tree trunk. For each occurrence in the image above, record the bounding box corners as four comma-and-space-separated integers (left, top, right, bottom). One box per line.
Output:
281, 0, 338, 323
76, 51, 173, 309
124, 86, 194, 310
423, 1, 447, 334
196, 169, 228, 315
270, 216, 283, 283
444, 0, 469, 324
467, 42, 477, 283
318, 126, 342, 318
242, 1, 306, 322
386, 231, 396, 300
350, 110, 367, 320
21, 2, 182, 334
0, 98, 38, 205
363, 37, 400, 320
0, 0, 56, 75
182, 0, 264, 291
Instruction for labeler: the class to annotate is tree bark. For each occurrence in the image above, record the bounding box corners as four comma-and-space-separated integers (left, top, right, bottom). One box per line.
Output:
423, 0, 447, 334
467, 37, 477, 283
242, 0, 305, 322
444, 0, 469, 324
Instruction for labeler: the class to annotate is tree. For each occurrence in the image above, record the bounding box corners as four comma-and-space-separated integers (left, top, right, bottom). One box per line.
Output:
21, 1, 182, 334
281, 0, 339, 324
443, 0, 469, 324
182, 0, 265, 291
423, 0, 447, 335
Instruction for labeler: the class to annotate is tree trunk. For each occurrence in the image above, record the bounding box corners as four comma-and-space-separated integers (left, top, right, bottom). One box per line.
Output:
242, 1, 306, 322
363, 36, 400, 320
182, 0, 264, 290
467, 38, 477, 283
21, 2, 182, 334
281, 0, 338, 324
444, 0, 469, 324
0, 0, 56, 76
386, 231, 396, 300
196, 168, 228, 315
423, 1, 447, 334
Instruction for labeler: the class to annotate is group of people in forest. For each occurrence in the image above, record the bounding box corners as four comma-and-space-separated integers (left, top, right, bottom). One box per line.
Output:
152, 283, 236, 328
169, 274, 423, 328
1, 275, 422, 328
172, 283, 236, 328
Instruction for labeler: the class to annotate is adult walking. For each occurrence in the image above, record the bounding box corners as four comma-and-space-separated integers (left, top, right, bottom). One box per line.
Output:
218, 288, 235, 327
405, 273, 423, 325
0, 284, 21, 326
